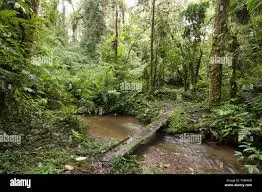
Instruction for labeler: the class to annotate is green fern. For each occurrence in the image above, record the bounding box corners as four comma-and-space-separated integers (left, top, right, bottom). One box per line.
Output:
244, 165, 260, 174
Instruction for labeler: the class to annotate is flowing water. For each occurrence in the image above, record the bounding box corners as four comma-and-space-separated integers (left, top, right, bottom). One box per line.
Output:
137, 135, 243, 174
81, 115, 243, 174
81, 115, 146, 141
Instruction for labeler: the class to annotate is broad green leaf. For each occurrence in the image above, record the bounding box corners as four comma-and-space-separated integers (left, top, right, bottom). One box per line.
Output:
244, 165, 260, 174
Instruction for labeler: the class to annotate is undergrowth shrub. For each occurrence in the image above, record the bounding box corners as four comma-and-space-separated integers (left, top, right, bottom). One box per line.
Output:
166, 108, 197, 134
109, 92, 161, 123
153, 87, 177, 100
110, 155, 141, 174
203, 103, 261, 145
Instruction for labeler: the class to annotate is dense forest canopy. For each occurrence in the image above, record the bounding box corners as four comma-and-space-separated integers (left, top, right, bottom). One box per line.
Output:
0, 0, 261, 175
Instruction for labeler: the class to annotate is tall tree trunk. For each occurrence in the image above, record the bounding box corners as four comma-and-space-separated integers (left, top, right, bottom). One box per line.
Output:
17, 0, 40, 58
150, 0, 156, 90
190, 60, 194, 90
193, 48, 203, 91
230, 35, 239, 98
61, 0, 67, 39
209, 0, 229, 106
27, 0, 40, 57
68, 0, 77, 42
31, 0, 40, 14
38, 0, 42, 16
72, 23, 78, 42
153, 51, 158, 88
122, 10, 125, 28
159, 57, 165, 86
62, 0, 66, 26
184, 64, 189, 91
115, 1, 119, 63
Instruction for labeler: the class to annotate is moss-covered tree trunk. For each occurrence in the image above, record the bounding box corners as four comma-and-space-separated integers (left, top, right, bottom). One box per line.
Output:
150, 0, 156, 91
209, 0, 229, 106
193, 48, 203, 91
115, 1, 119, 63
229, 35, 239, 98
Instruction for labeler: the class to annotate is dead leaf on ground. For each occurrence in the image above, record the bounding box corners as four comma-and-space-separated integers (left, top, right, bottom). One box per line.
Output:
64, 165, 74, 171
